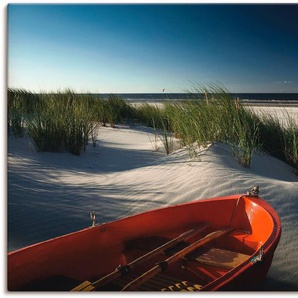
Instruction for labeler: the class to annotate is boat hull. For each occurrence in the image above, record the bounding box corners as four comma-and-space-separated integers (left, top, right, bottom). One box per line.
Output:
8, 194, 281, 291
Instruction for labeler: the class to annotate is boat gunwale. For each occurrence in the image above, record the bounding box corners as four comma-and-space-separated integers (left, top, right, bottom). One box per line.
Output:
8, 194, 280, 255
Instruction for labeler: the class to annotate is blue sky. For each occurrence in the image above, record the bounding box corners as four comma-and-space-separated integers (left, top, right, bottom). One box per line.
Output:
7, 3, 298, 93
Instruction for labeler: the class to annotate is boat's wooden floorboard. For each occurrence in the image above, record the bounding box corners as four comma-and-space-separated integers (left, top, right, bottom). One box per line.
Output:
99, 272, 203, 291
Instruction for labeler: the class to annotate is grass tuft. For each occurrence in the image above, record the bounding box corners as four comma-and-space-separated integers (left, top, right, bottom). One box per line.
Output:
8, 86, 298, 172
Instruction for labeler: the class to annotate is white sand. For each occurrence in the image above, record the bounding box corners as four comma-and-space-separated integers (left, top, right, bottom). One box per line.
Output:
7, 106, 298, 291
248, 105, 298, 126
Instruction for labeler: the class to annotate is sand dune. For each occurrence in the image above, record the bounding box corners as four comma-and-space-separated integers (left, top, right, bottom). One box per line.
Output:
7, 107, 298, 291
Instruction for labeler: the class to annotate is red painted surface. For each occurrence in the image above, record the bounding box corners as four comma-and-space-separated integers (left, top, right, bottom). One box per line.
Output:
7, 194, 281, 291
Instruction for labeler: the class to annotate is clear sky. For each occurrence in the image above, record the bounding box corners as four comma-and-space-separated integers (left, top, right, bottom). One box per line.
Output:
7, 2, 298, 93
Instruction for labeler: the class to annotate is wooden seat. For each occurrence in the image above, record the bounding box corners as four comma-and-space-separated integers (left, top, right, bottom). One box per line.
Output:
189, 247, 250, 270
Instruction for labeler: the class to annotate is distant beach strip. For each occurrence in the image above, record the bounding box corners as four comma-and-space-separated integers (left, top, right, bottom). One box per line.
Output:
86, 93, 298, 106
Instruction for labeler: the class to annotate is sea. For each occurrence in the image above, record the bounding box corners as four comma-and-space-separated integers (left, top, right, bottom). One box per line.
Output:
94, 93, 298, 105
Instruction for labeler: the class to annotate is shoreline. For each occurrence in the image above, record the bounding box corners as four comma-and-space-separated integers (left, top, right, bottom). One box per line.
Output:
129, 99, 298, 107
242, 100, 298, 107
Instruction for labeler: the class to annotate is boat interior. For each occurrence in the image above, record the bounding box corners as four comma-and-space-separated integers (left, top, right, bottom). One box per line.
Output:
9, 195, 276, 291
20, 223, 262, 291
98, 224, 255, 291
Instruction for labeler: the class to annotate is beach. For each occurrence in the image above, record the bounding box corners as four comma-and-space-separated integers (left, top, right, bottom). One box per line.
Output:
7, 104, 298, 291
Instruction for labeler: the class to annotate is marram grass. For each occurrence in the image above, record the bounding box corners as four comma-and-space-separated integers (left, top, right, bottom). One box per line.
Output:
7, 87, 298, 172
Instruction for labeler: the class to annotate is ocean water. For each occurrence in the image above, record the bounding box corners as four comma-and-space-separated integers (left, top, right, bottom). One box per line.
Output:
94, 93, 298, 104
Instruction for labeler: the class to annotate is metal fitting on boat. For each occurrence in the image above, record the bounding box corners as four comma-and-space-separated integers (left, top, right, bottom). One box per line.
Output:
90, 211, 96, 227
250, 244, 264, 264
117, 264, 131, 275
247, 186, 259, 196
158, 260, 168, 272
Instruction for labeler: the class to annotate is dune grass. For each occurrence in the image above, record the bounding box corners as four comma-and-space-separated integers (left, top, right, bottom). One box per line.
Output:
257, 110, 298, 173
8, 88, 37, 137
7, 87, 297, 172
8, 89, 136, 155
280, 111, 298, 173
132, 85, 297, 170
154, 86, 261, 167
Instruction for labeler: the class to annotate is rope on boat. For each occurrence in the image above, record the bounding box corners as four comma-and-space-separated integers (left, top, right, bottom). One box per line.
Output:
229, 195, 244, 228
230, 186, 260, 228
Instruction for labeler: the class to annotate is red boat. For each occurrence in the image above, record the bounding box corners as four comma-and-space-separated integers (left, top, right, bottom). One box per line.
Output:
8, 187, 281, 291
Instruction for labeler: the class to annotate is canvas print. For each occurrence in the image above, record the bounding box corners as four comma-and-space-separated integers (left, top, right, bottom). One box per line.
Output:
7, 3, 298, 291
